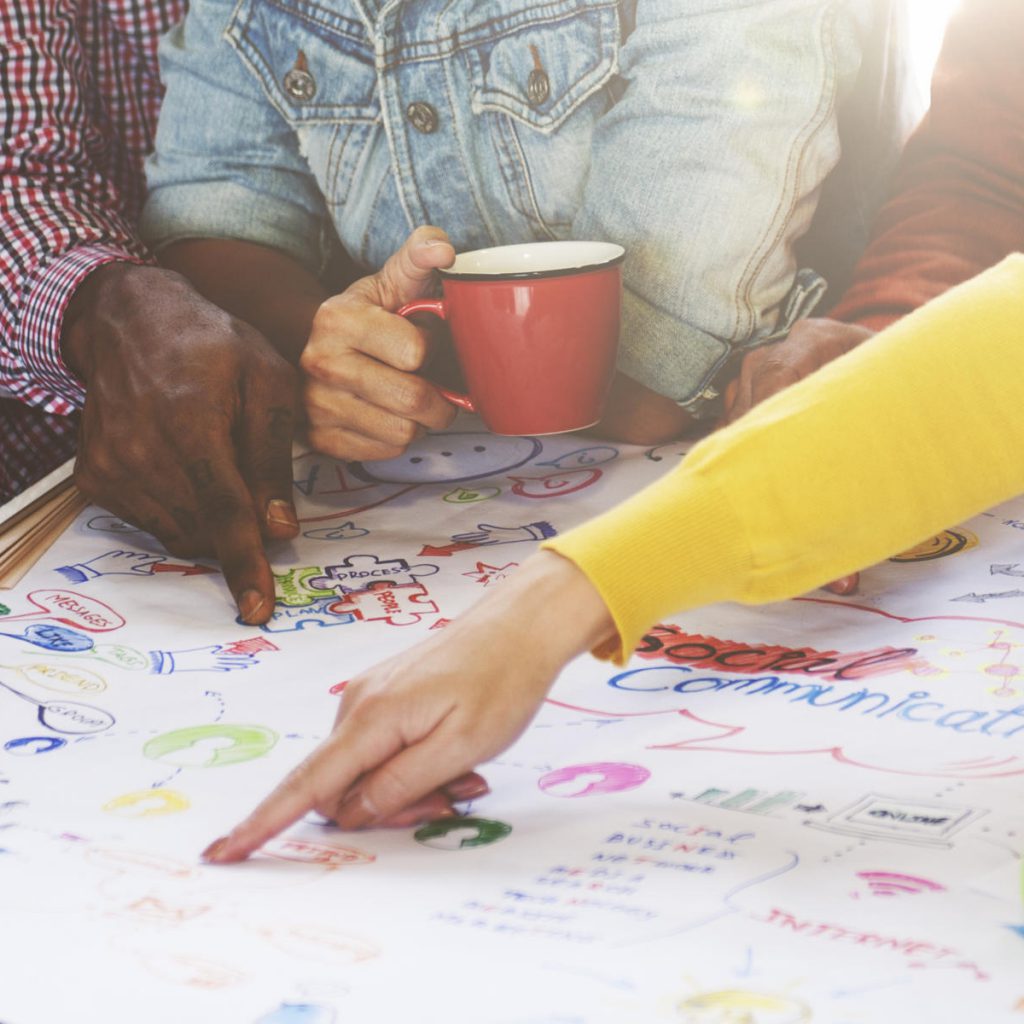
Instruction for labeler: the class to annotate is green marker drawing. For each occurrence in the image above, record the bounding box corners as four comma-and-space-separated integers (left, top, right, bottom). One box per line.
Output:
143, 724, 278, 767
414, 816, 512, 850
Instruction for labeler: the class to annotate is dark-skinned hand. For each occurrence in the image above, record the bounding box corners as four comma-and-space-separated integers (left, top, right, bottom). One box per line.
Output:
63, 263, 299, 624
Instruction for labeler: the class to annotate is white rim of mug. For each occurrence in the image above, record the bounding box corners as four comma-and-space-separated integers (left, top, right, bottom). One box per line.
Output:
440, 241, 626, 281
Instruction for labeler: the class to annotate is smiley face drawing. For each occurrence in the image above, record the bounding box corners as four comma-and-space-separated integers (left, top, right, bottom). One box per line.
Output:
352, 433, 542, 485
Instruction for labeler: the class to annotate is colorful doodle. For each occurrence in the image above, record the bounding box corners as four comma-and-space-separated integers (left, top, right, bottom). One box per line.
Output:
333, 581, 439, 626
442, 486, 501, 504
538, 762, 651, 798
0, 589, 124, 632
536, 445, 619, 469
0, 622, 94, 653
148, 644, 265, 674
353, 433, 542, 484
103, 789, 190, 817
301, 522, 370, 541
56, 549, 216, 582
891, 529, 979, 563
257, 598, 356, 633
462, 562, 518, 586
1, 662, 106, 695
143, 724, 278, 768
305, 554, 439, 595
419, 521, 556, 557
414, 817, 513, 850
255, 1004, 336, 1024
638, 623, 925, 681
853, 871, 946, 899
806, 794, 986, 847
676, 990, 811, 1024
0, 678, 114, 734
3, 736, 67, 755
508, 468, 602, 499
260, 839, 375, 869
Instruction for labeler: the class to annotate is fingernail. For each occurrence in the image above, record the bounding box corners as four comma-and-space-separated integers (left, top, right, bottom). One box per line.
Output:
266, 499, 298, 530
239, 589, 266, 623
335, 790, 380, 830
422, 237, 447, 247
200, 836, 231, 864
446, 778, 490, 801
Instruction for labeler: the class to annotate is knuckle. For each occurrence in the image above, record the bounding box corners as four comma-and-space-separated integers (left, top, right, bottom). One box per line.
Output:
387, 416, 420, 448
299, 346, 331, 379
393, 378, 434, 418
195, 489, 247, 530
77, 447, 120, 485
367, 761, 410, 808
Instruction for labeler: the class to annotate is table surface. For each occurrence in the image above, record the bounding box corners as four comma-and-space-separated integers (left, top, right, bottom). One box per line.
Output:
0, 418, 1021, 1024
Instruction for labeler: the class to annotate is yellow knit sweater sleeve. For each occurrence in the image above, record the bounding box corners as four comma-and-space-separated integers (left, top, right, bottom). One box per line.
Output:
545, 255, 1024, 664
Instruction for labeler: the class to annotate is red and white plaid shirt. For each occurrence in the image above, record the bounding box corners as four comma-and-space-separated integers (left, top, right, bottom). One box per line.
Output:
0, 0, 184, 502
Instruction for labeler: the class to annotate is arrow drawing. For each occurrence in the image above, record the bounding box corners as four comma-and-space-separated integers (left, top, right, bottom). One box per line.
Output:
418, 541, 481, 558
991, 563, 1024, 578
951, 590, 1024, 604
151, 563, 218, 577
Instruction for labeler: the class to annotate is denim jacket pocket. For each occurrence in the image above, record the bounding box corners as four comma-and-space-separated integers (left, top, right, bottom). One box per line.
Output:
226, 0, 379, 210
463, 0, 620, 234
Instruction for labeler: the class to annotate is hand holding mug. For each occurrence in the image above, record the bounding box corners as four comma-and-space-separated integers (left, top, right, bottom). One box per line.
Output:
301, 226, 460, 462
398, 240, 625, 436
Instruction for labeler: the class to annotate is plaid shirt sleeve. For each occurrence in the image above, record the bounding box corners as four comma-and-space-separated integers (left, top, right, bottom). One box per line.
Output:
0, 1, 163, 417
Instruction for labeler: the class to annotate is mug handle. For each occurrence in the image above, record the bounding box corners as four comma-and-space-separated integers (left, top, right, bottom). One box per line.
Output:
395, 298, 476, 413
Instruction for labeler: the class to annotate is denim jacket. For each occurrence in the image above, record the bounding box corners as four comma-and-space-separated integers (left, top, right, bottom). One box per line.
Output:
143, 0, 904, 413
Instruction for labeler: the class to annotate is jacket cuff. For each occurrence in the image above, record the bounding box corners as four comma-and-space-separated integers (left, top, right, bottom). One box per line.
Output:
16, 243, 152, 413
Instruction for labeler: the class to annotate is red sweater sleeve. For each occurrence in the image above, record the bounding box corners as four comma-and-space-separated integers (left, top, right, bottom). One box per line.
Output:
830, 0, 1024, 329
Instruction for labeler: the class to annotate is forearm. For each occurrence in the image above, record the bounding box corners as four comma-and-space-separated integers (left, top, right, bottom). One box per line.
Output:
160, 240, 328, 365
548, 256, 1024, 662
830, 0, 1024, 329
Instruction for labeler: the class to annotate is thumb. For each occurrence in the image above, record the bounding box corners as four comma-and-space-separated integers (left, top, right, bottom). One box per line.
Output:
376, 226, 455, 309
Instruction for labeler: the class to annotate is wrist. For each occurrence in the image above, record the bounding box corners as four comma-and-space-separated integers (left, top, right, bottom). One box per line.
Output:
462, 549, 617, 669
61, 263, 185, 382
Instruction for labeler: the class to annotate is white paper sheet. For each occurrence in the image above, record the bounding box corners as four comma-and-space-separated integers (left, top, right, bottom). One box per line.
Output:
1, 416, 1021, 1023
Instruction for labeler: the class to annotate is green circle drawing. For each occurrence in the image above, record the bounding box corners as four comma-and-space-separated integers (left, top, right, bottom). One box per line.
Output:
414, 816, 512, 850
143, 724, 278, 768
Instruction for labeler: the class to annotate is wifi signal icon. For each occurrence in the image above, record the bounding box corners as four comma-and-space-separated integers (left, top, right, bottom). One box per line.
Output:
854, 871, 946, 899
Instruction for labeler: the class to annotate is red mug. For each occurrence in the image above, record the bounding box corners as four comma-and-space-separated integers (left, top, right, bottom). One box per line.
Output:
397, 240, 625, 436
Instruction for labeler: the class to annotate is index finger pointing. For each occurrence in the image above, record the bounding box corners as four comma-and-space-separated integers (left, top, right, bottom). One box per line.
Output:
183, 452, 275, 624
201, 715, 396, 863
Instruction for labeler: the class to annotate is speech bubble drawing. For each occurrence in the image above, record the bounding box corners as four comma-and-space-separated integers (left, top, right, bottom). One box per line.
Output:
0, 624, 94, 653
17, 663, 107, 695
0, 590, 124, 632
0, 678, 115, 734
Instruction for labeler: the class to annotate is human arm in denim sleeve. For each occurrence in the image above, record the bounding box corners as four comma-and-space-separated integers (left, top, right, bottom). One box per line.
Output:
829, 0, 1024, 330
573, 0, 872, 410
141, 0, 331, 277
0, 1, 153, 415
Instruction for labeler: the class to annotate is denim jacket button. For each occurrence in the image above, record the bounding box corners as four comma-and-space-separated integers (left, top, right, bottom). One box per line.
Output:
527, 68, 550, 107
283, 68, 316, 102
407, 101, 439, 133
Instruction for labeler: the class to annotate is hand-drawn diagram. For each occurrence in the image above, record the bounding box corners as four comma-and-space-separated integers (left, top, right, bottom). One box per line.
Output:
0, 422, 1021, 1024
